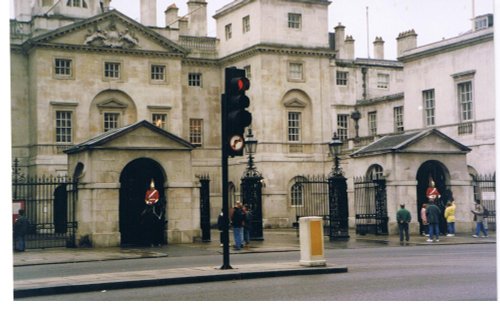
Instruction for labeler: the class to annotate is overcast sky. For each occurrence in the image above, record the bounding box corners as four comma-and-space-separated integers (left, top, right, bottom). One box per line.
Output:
6, 0, 495, 59
107, 0, 495, 60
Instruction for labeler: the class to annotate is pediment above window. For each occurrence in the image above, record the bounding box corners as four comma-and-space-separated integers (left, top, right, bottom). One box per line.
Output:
96, 99, 128, 110
284, 98, 307, 108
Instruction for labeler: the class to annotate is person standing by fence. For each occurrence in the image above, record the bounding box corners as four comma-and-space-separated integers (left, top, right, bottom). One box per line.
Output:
426, 198, 441, 242
13, 209, 30, 252
396, 204, 411, 244
444, 201, 456, 237
471, 201, 489, 238
231, 201, 245, 250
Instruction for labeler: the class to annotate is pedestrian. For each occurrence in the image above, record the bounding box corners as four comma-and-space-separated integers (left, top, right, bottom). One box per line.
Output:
471, 201, 488, 238
444, 201, 456, 236
425, 198, 441, 242
242, 204, 252, 248
396, 204, 411, 244
420, 203, 429, 236
13, 209, 30, 252
231, 201, 245, 250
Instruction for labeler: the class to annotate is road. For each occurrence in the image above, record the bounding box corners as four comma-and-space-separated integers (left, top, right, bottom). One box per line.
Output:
14, 243, 497, 301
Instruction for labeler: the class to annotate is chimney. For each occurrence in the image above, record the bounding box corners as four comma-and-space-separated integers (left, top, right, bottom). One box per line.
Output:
101, 0, 112, 12
140, 0, 157, 27
344, 35, 355, 60
186, 0, 207, 37
334, 23, 346, 54
373, 36, 384, 59
396, 29, 417, 57
165, 4, 179, 28
14, 0, 32, 22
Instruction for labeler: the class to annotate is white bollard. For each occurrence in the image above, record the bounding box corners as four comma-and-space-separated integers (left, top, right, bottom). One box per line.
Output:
299, 216, 326, 266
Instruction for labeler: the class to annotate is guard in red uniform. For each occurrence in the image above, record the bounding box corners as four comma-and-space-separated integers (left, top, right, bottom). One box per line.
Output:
426, 179, 441, 201
145, 179, 159, 206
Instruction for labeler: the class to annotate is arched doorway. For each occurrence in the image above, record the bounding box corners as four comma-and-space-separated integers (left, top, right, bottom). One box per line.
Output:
119, 158, 166, 246
416, 160, 451, 235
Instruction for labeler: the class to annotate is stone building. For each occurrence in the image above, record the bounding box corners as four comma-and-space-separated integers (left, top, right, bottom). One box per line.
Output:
10, 0, 495, 246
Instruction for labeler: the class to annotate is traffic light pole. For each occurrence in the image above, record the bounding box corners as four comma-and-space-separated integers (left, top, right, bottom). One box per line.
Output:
220, 96, 232, 270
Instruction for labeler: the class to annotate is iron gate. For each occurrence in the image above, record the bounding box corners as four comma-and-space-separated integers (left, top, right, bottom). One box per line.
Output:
12, 175, 78, 248
198, 174, 211, 242
354, 176, 388, 235
294, 175, 349, 239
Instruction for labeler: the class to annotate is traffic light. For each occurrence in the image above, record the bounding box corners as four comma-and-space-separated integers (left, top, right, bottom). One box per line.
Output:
223, 67, 252, 157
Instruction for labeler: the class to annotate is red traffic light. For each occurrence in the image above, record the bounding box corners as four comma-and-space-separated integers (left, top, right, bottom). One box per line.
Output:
230, 77, 250, 93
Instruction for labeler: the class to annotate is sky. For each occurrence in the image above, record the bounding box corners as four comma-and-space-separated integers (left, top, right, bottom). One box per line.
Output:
6, 0, 496, 59
105, 0, 496, 60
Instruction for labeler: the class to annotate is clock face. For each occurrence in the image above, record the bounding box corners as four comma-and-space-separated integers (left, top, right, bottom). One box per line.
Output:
229, 135, 244, 151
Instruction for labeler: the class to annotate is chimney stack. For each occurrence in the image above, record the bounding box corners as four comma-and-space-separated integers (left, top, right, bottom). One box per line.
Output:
140, 0, 157, 27
186, 0, 208, 37
334, 23, 346, 56
101, 0, 112, 12
344, 35, 355, 60
165, 4, 179, 28
396, 29, 417, 57
373, 36, 384, 59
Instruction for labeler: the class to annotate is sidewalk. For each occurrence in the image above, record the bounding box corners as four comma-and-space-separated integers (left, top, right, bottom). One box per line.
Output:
13, 229, 496, 298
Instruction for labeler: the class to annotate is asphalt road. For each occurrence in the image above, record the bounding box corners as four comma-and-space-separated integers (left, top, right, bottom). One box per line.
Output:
15, 243, 497, 301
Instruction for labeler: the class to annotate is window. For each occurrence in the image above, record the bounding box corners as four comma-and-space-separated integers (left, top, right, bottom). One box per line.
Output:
423, 89, 435, 126
337, 114, 349, 141
368, 111, 377, 136
367, 164, 383, 180
394, 106, 404, 133
291, 181, 304, 207
54, 58, 72, 77
104, 62, 120, 79
225, 23, 232, 40
152, 113, 167, 130
66, 0, 87, 8
55, 111, 72, 143
103, 112, 119, 132
242, 15, 250, 33
458, 81, 473, 121
288, 63, 303, 81
336, 71, 348, 86
188, 73, 202, 87
288, 112, 301, 142
151, 65, 166, 82
377, 73, 389, 89
288, 13, 302, 29
244, 65, 251, 79
189, 119, 203, 146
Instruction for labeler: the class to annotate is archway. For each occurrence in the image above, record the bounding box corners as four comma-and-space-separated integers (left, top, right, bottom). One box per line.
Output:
416, 160, 451, 235
119, 158, 166, 246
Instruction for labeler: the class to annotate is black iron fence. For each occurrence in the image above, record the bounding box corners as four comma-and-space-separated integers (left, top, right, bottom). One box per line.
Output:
353, 176, 388, 235
198, 174, 211, 242
12, 175, 77, 249
473, 173, 496, 230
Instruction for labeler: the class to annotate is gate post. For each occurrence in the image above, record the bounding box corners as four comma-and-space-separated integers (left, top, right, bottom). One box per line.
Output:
328, 174, 350, 240
199, 174, 211, 242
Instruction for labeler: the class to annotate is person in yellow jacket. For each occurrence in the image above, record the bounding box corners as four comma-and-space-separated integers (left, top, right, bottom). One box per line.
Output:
444, 201, 456, 236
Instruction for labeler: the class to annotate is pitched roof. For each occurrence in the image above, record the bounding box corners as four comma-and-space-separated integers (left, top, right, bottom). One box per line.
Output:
350, 129, 471, 158
64, 120, 195, 154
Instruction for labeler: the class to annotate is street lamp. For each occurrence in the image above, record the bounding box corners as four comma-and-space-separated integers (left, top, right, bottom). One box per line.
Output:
328, 132, 343, 177
241, 128, 264, 240
327, 132, 349, 240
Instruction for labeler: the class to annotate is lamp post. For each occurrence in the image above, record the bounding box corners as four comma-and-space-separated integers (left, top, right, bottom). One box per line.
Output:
327, 132, 349, 240
240, 128, 264, 241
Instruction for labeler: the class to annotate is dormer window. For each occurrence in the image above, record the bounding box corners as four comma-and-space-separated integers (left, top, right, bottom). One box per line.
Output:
66, 0, 88, 8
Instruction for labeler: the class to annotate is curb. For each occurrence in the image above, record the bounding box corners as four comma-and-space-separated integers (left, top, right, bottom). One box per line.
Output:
14, 263, 348, 298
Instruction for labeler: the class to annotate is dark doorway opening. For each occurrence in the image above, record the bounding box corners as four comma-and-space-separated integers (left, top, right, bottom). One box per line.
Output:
54, 185, 68, 234
119, 158, 166, 246
416, 160, 451, 236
